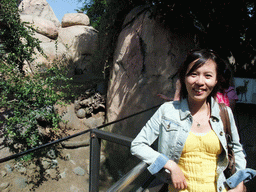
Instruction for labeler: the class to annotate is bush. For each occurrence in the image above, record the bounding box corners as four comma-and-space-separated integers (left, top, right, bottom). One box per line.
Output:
0, 0, 73, 152
0, 61, 73, 152
0, 0, 43, 74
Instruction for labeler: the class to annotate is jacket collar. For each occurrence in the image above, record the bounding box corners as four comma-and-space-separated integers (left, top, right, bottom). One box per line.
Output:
179, 97, 221, 121
210, 97, 221, 121
179, 98, 191, 120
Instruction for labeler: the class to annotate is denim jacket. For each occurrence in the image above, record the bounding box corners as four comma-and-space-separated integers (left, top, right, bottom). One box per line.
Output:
131, 97, 246, 192
225, 168, 256, 188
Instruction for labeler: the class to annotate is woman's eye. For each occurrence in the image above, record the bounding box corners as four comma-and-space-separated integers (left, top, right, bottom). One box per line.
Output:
190, 73, 197, 77
205, 74, 212, 78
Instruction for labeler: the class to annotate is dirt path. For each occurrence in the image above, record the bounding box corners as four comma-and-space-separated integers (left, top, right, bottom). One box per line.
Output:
0, 126, 113, 192
0, 131, 91, 191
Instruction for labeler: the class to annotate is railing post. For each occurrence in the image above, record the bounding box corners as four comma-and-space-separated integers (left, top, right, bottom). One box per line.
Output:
89, 130, 101, 192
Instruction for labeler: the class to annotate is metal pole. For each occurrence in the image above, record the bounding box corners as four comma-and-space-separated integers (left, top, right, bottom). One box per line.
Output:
91, 129, 133, 147
89, 131, 101, 192
107, 161, 148, 192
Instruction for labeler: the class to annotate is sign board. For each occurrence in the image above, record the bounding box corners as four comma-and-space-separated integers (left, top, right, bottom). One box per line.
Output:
234, 77, 256, 104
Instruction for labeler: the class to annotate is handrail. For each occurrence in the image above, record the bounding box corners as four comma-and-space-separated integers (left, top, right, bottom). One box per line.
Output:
90, 129, 159, 192
0, 104, 162, 192
0, 104, 161, 163
0, 128, 92, 163
89, 128, 135, 192
91, 128, 133, 147
107, 161, 148, 192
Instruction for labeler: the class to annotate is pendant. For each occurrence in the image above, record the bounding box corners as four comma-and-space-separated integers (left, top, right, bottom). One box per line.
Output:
197, 123, 200, 127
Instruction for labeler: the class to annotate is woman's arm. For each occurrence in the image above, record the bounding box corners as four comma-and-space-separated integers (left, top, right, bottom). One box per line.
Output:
131, 105, 169, 175
164, 160, 187, 189
228, 182, 245, 192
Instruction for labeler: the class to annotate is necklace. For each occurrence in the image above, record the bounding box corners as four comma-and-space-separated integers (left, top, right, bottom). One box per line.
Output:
192, 103, 211, 128
194, 119, 201, 127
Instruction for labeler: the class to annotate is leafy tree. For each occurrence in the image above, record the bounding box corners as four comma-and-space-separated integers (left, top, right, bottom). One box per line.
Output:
0, 0, 72, 152
78, 0, 107, 29
0, 0, 42, 74
81, 0, 256, 78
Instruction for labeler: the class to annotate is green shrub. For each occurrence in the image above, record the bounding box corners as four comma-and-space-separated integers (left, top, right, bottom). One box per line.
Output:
0, 62, 72, 152
0, 0, 43, 75
0, 0, 73, 152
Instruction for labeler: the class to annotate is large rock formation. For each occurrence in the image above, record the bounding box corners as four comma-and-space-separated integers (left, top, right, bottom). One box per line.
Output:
107, 6, 196, 136
19, 0, 60, 27
16, 0, 102, 132
105, 6, 197, 175
18, 0, 98, 76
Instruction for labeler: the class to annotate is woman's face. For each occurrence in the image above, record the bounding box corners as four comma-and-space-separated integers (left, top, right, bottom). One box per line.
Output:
185, 59, 218, 103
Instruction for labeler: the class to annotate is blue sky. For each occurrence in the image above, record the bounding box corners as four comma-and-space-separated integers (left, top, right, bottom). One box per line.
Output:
47, 0, 85, 22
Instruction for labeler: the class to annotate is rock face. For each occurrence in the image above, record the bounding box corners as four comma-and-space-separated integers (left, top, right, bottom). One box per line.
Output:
19, 0, 60, 27
105, 6, 196, 174
107, 6, 196, 136
18, 0, 98, 77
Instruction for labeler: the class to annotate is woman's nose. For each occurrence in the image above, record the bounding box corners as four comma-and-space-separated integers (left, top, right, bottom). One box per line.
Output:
196, 75, 204, 85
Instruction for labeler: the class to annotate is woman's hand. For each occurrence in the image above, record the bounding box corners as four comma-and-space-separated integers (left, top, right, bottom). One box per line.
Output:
164, 160, 187, 189
228, 182, 245, 192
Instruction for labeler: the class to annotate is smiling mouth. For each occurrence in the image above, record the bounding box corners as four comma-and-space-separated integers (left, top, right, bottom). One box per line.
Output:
194, 89, 204, 94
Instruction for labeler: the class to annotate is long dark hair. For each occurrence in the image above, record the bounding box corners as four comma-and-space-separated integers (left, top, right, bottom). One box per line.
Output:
178, 49, 226, 100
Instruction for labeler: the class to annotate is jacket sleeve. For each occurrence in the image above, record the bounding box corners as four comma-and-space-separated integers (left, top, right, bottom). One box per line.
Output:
130, 105, 169, 175
227, 107, 246, 171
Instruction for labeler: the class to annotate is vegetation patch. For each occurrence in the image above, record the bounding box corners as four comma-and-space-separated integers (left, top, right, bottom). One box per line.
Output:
0, 0, 74, 153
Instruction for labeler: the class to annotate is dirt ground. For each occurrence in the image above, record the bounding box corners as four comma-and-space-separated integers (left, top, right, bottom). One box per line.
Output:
0, 125, 112, 192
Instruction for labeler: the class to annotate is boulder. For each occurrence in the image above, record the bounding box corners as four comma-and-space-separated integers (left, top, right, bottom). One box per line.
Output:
20, 15, 58, 40
107, 6, 196, 134
19, 0, 60, 27
19, 14, 34, 24
58, 25, 98, 73
33, 16, 58, 39
18, 0, 101, 78
58, 26, 98, 55
39, 41, 68, 61
62, 13, 90, 28
105, 6, 197, 174
23, 39, 72, 73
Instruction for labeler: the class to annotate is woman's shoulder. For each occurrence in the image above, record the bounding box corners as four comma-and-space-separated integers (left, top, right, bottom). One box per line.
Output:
159, 100, 181, 113
161, 100, 181, 106
158, 101, 183, 124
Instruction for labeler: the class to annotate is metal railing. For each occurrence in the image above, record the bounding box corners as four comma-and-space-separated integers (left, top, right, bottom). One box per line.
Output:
0, 104, 160, 164
89, 128, 133, 191
0, 104, 161, 191
107, 161, 155, 192
90, 128, 162, 192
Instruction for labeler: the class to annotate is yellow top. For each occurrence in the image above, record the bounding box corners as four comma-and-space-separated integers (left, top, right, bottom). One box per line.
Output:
168, 130, 227, 192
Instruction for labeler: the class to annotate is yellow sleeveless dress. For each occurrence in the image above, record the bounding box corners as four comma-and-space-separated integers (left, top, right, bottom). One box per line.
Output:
168, 130, 227, 192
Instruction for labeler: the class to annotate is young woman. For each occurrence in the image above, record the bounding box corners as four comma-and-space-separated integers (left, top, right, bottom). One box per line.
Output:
131, 49, 246, 192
